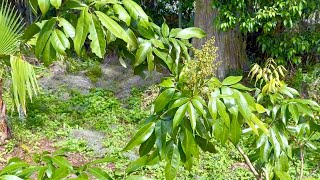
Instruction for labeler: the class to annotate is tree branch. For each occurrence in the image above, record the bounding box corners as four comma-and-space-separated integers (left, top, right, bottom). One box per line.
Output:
235, 145, 261, 180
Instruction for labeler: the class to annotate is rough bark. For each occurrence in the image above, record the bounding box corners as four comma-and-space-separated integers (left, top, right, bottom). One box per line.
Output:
0, 79, 11, 142
193, 0, 247, 79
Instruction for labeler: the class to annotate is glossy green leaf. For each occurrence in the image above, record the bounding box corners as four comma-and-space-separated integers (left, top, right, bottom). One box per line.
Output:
134, 42, 152, 66
154, 88, 175, 113
275, 171, 291, 180
251, 114, 269, 134
74, 8, 90, 56
230, 117, 241, 145
161, 23, 170, 38
173, 103, 188, 129
51, 156, 73, 170
35, 18, 56, 58
217, 99, 230, 128
124, 122, 155, 151
50, 0, 62, 9
0, 175, 24, 180
222, 76, 243, 86
88, 14, 106, 58
58, 17, 75, 39
230, 83, 254, 91
114, 4, 131, 26
175, 27, 206, 39
50, 167, 69, 180
96, 11, 129, 43
195, 136, 216, 153
38, 0, 50, 15
50, 29, 69, 55
126, 156, 148, 173
122, 0, 148, 22
188, 102, 197, 131
288, 103, 299, 123
87, 167, 112, 180
155, 120, 168, 158
139, 132, 156, 156
234, 90, 252, 121
165, 144, 180, 180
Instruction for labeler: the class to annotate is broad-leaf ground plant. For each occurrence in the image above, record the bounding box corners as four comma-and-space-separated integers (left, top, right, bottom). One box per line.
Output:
124, 38, 320, 179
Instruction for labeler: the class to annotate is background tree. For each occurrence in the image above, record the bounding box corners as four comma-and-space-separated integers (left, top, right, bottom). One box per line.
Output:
192, 0, 247, 79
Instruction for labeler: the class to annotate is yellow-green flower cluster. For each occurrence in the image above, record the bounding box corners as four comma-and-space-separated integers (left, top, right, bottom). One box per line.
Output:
180, 37, 220, 89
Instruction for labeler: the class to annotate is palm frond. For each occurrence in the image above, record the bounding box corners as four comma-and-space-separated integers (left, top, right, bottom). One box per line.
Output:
0, 0, 24, 55
10, 55, 39, 114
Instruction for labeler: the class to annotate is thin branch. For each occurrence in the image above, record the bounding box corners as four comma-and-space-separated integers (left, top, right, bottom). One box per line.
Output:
299, 146, 304, 180
236, 145, 261, 180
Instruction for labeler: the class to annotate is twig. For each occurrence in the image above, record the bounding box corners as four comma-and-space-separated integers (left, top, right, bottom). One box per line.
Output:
299, 146, 304, 180
236, 145, 261, 180
308, 162, 320, 177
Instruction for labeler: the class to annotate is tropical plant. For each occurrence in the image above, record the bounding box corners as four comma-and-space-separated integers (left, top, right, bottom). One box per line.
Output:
0, 0, 38, 141
124, 38, 320, 179
24, 0, 205, 77
0, 150, 116, 179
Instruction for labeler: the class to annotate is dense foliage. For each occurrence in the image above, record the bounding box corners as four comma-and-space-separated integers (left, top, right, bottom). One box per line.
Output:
125, 39, 320, 179
213, 0, 320, 66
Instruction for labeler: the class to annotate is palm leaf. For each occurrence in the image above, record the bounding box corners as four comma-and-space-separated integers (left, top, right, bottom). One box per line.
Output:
0, 0, 24, 55
10, 55, 39, 114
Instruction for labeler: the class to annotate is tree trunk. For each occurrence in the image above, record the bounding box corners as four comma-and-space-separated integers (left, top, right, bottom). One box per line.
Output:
193, 0, 247, 79
0, 79, 11, 142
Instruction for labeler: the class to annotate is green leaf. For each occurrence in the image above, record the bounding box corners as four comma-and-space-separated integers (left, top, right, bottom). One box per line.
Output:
234, 90, 252, 121
195, 136, 216, 153
161, 23, 170, 38
113, 4, 131, 26
126, 156, 148, 174
155, 120, 169, 158
251, 114, 269, 134
165, 144, 180, 180
191, 98, 205, 116
159, 78, 174, 88
188, 102, 197, 131
169, 28, 182, 38
230, 83, 254, 91
124, 122, 155, 151
275, 171, 291, 180
170, 97, 189, 109
74, 8, 90, 56
134, 42, 152, 67
270, 128, 281, 159
153, 49, 174, 72
50, 0, 62, 9
154, 88, 175, 113
50, 167, 69, 180
139, 132, 156, 156
122, 0, 148, 22
95, 11, 129, 43
0, 175, 24, 180
288, 104, 299, 123
38, 0, 50, 15
222, 76, 242, 86
173, 103, 188, 129
50, 29, 69, 55
58, 17, 75, 39
51, 156, 73, 170
150, 39, 165, 49
22, 23, 40, 41
35, 18, 57, 58
230, 117, 241, 145
88, 14, 106, 58
0, 163, 28, 175
42, 38, 56, 65
217, 99, 230, 128
87, 167, 112, 180
208, 97, 218, 121
175, 27, 206, 39
255, 103, 266, 113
